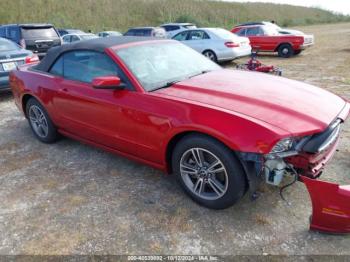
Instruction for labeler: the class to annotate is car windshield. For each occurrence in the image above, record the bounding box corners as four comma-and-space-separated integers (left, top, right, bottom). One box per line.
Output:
116, 42, 220, 91
21, 27, 58, 39
80, 34, 98, 40
0, 38, 20, 51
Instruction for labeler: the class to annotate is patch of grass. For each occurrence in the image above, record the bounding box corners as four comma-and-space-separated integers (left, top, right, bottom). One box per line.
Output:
0, 0, 349, 32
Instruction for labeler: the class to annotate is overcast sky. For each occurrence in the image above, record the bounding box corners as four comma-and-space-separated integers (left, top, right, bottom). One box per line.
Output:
222, 0, 350, 15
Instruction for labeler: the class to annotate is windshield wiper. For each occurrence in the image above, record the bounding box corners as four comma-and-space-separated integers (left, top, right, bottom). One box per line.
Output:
189, 70, 212, 79
151, 70, 212, 92
151, 80, 181, 91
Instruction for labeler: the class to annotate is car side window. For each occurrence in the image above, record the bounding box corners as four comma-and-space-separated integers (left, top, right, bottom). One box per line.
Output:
71, 35, 80, 42
188, 30, 209, 40
246, 27, 260, 36
142, 29, 152, 36
258, 27, 265, 35
173, 31, 189, 41
62, 35, 71, 43
63, 51, 119, 83
0, 27, 5, 37
124, 30, 135, 36
236, 28, 246, 37
162, 26, 170, 32
49, 56, 64, 76
8, 26, 19, 41
164, 25, 180, 32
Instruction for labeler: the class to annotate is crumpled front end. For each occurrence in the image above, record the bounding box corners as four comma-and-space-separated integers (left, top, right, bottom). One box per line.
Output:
257, 103, 350, 234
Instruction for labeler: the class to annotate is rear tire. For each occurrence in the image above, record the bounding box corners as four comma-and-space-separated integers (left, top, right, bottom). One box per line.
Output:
172, 134, 247, 209
278, 44, 293, 58
202, 50, 218, 63
26, 98, 59, 143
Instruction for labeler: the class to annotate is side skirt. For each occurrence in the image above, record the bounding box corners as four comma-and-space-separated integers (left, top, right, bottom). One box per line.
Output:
58, 129, 167, 173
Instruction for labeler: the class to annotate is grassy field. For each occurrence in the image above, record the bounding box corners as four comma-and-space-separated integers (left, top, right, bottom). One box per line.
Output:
1, 0, 349, 32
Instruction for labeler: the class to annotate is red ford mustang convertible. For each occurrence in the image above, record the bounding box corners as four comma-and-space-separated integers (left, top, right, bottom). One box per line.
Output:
10, 37, 350, 232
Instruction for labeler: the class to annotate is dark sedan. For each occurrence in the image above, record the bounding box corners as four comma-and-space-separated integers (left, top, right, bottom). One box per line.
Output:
0, 37, 38, 91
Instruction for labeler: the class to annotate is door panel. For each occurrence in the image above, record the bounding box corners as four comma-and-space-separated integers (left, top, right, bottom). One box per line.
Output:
50, 50, 169, 164
54, 79, 168, 164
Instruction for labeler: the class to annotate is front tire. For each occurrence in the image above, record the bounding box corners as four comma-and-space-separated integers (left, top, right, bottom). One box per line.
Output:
172, 134, 247, 209
278, 44, 294, 58
26, 98, 59, 143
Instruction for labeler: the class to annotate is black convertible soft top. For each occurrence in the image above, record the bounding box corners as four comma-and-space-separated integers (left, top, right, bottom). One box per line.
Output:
35, 36, 165, 72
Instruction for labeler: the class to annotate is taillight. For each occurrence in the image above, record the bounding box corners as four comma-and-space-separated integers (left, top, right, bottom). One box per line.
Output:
20, 39, 26, 49
225, 41, 240, 48
25, 54, 39, 64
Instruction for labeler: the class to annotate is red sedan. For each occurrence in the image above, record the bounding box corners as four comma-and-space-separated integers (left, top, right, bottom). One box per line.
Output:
231, 24, 314, 57
9, 37, 349, 213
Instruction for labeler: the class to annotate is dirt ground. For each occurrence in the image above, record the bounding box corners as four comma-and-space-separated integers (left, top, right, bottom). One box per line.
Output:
0, 22, 349, 256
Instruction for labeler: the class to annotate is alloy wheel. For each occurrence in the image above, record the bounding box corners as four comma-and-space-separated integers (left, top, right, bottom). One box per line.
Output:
180, 148, 229, 200
29, 105, 49, 138
204, 51, 216, 61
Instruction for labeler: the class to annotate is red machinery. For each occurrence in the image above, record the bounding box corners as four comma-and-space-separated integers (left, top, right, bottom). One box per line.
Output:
236, 51, 282, 76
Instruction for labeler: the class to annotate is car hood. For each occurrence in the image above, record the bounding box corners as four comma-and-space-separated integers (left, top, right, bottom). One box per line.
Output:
155, 69, 346, 135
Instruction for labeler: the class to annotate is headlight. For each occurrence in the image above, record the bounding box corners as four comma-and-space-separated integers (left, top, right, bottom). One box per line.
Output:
270, 138, 294, 153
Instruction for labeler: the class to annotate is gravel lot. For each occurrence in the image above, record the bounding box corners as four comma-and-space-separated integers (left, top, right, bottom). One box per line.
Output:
0, 22, 350, 256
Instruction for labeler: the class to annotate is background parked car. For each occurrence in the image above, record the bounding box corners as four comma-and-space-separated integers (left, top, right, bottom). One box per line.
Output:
97, 31, 122, 37
0, 37, 38, 91
62, 33, 98, 44
172, 28, 251, 63
0, 23, 61, 59
232, 24, 314, 57
124, 27, 166, 38
57, 28, 85, 36
160, 23, 197, 38
237, 21, 306, 35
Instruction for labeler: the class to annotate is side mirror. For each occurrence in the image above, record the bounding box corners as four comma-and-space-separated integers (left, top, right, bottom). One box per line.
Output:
92, 76, 125, 89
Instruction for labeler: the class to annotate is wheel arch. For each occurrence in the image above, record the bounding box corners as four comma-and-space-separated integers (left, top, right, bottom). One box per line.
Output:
22, 93, 36, 118
165, 130, 241, 174
21, 93, 50, 120
202, 49, 216, 55
274, 42, 293, 52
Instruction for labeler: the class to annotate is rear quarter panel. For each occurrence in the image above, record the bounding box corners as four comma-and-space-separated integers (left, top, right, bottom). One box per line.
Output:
10, 65, 60, 123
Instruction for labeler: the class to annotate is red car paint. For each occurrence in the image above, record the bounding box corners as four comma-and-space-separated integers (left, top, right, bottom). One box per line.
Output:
231, 25, 313, 54
9, 39, 350, 233
302, 176, 350, 234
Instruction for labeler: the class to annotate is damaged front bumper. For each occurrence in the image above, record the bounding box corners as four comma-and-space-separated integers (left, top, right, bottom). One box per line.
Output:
301, 176, 350, 234
239, 104, 350, 234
